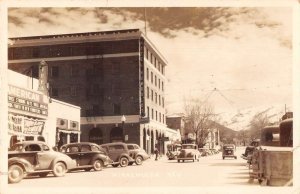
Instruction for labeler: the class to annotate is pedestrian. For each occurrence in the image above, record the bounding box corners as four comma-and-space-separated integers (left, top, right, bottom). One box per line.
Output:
154, 148, 159, 161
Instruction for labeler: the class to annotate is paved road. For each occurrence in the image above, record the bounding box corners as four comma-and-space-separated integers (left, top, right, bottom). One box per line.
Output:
7, 147, 294, 194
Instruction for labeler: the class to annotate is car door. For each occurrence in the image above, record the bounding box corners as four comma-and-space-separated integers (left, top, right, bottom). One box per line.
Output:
64, 145, 80, 166
23, 144, 40, 167
36, 144, 55, 170
79, 144, 93, 166
107, 145, 122, 162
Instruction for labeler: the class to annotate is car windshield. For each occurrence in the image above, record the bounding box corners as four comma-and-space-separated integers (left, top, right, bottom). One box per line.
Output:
10, 144, 23, 151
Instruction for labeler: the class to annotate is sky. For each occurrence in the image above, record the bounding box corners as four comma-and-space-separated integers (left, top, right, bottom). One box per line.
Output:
7, 6, 294, 127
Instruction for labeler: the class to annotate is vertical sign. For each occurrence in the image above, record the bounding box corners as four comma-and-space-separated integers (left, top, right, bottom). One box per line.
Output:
139, 38, 145, 117
38, 60, 49, 96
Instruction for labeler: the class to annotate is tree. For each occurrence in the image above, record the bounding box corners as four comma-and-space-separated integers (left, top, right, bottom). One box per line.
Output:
248, 111, 271, 140
184, 98, 218, 148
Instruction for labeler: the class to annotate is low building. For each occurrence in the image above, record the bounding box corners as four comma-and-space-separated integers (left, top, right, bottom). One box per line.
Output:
7, 70, 80, 148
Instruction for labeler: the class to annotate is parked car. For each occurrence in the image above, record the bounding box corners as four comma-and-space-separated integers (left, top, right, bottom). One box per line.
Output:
177, 144, 201, 162
60, 142, 113, 171
222, 144, 237, 159
241, 139, 260, 161
100, 142, 135, 167
126, 144, 150, 165
8, 141, 76, 184
198, 148, 210, 156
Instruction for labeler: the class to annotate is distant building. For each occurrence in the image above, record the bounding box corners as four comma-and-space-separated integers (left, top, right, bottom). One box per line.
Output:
8, 29, 169, 153
166, 113, 185, 142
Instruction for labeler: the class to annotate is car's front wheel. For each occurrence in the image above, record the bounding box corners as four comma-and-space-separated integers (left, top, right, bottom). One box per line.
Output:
53, 162, 67, 177
8, 164, 24, 184
135, 156, 143, 165
93, 159, 103, 171
119, 157, 129, 167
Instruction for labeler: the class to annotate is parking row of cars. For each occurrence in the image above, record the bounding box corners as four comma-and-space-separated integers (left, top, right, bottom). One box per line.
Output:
166, 143, 221, 162
8, 141, 150, 184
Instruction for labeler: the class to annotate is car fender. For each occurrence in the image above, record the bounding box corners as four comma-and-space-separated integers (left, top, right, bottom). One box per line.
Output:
50, 156, 72, 170
118, 154, 134, 162
91, 154, 106, 164
8, 157, 33, 173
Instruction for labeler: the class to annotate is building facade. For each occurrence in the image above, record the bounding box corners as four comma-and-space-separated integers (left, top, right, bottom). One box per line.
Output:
7, 70, 81, 148
166, 114, 185, 142
8, 29, 169, 154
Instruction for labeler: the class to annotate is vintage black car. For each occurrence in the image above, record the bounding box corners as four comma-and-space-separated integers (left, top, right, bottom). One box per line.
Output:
8, 141, 76, 184
126, 143, 150, 165
100, 142, 135, 167
222, 144, 237, 159
60, 142, 113, 171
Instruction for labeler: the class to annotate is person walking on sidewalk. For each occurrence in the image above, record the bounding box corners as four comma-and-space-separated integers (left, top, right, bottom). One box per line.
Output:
154, 148, 159, 161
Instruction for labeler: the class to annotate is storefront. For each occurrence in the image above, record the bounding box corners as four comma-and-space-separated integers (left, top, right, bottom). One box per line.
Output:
8, 84, 48, 147
7, 70, 81, 148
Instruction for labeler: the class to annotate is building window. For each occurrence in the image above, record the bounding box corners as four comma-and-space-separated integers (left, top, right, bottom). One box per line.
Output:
93, 105, 99, 115
146, 68, 149, 80
71, 65, 79, 77
162, 81, 164, 91
51, 87, 58, 97
150, 53, 153, 64
151, 72, 153, 83
151, 109, 154, 120
154, 58, 157, 68
155, 92, 157, 104
51, 66, 59, 78
113, 104, 121, 115
162, 97, 165, 108
151, 90, 153, 101
159, 95, 161, 105
70, 86, 77, 96
155, 75, 157, 86
147, 106, 150, 118
144, 47, 148, 59
163, 114, 165, 123
147, 87, 149, 99
159, 112, 161, 122
162, 66, 164, 75
158, 62, 161, 72
158, 79, 160, 89
155, 111, 158, 121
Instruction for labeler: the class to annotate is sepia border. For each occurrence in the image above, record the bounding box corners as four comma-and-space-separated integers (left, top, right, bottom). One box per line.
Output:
0, 0, 299, 194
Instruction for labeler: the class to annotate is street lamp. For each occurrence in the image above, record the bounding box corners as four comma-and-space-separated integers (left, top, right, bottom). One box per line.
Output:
121, 115, 126, 142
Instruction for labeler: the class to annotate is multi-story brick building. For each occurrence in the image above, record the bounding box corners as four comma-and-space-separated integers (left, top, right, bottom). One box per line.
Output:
8, 29, 170, 154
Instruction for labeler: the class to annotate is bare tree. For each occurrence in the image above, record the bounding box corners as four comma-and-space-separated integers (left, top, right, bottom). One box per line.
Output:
249, 111, 270, 140
184, 98, 218, 148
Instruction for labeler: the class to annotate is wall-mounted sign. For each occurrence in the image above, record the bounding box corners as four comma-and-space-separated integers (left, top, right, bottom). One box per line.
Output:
23, 118, 44, 135
8, 114, 44, 136
56, 118, 68, 130
70, 121, 79, 131
8, 85, 48, 117
8, 114, 23, 135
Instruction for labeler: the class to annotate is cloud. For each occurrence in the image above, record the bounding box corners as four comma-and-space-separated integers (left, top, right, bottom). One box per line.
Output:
7, 7, 293, 119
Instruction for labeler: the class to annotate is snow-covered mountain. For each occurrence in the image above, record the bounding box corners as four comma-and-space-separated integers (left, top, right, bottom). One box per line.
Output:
218, 105, 291, 131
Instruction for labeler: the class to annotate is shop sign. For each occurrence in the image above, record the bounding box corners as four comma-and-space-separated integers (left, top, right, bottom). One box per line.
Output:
23, 118, 44, 135
8, 114, 23, 135
56, 118, 68, 130
8, 85, 48, 116
8, 114, 44, 136
70, 121, 79, 131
